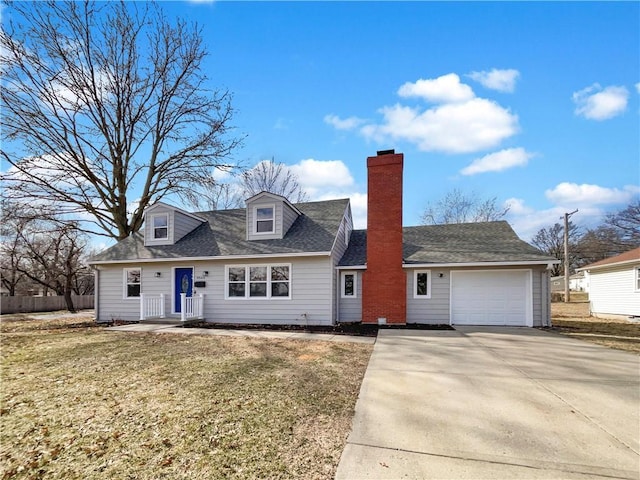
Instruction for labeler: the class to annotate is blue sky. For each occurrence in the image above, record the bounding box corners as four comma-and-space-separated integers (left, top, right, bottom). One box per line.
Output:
164, 1, 639, 240
6, 1, 640, 245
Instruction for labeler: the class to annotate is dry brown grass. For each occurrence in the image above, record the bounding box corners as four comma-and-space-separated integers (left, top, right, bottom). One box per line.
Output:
0, 313, 373, 479
551, 302, 640, 354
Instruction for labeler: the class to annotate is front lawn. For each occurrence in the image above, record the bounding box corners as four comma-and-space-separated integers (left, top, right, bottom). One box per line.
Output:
0, 313, 373, 479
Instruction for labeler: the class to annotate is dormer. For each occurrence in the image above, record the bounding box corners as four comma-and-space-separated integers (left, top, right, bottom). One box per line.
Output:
143, 202, 205, 246
245, 192, 302, 241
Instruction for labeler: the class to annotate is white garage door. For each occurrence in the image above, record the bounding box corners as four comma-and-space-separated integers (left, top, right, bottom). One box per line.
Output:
451, 270, 532, 326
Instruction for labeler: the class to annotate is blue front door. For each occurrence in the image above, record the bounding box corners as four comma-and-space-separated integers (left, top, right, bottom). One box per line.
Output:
174, 268, 193, 313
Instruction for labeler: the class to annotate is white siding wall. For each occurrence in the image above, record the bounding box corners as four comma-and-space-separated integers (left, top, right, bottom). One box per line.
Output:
589, 266, 640, 316
338, 271, 362, 322
96, 256, 335, 325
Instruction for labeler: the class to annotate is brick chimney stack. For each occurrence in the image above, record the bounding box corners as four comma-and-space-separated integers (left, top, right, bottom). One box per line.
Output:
362, 150, 406, 324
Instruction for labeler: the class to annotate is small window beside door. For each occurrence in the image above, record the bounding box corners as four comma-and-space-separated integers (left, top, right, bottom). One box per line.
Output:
413, 270, 431, 299
341, 272, 357, 298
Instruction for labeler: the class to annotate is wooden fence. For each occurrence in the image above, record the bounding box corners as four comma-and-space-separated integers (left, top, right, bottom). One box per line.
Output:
0, 295, 95, 314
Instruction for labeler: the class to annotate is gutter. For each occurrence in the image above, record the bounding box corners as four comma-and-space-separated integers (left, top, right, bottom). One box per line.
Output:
401, 260, 559, 269
88, 251, 333, 266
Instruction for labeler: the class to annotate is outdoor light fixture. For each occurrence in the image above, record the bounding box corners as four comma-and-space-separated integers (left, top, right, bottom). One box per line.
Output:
203, 271, 209, 277
439, 272, 444, 278
155, 272, 161, 278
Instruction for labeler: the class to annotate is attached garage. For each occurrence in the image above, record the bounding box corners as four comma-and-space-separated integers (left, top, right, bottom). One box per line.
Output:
451, 270, 533, 326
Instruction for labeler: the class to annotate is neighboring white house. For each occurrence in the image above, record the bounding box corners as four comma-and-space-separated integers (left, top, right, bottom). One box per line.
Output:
569, 272, 589, 292
577, 247, 640, 319
89, 151, 558, 327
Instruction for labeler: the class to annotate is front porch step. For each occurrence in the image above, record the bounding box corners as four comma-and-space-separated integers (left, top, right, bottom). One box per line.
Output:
139, 318, 202, 326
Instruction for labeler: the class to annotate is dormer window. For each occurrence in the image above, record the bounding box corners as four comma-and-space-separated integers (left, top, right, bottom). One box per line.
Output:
152, 213, 169, 239
254, 205, 274, 234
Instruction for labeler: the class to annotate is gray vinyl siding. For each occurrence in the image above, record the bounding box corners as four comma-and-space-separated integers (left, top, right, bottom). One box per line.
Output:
282, 203, 299, 234
330, 208, 355, 321
144, 205, 174, 246
205, 256, 333, 325
532, 267, 543, 326
174, 211, 203, 242
246, 201, 285, 241
96, 265, 169, 322
406, 269, 450, 324
144, 206, 202, 246
338, 271, 362, 322
96, 256, 334, 325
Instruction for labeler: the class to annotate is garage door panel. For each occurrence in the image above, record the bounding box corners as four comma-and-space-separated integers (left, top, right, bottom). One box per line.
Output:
451, 270, 531, 326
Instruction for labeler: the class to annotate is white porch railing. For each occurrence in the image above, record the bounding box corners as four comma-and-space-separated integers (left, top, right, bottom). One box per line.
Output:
139, 293, 204, 322
140, 293, 166, 320
181, 293, 204, 322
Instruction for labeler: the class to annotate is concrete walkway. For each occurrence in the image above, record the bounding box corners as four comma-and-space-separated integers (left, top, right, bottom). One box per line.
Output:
336, 327, 639, 480
106, 322, 376, 344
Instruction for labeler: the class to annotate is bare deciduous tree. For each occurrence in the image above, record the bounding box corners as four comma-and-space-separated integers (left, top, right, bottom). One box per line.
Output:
604, 200, 640, 248
0, 201, 91, 311
240, 159, 309, 203
182, 173, 244, 212
421, 188, 510, 225
530, 222, 581, 277
1, 0, 242, 240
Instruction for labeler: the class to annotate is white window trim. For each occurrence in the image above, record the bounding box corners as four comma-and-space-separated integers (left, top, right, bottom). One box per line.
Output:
341, 271, 357, 298
635, 266, 640, 292
151, 213, 169, 240
123, 267, 142, 299
225, 263, 292, 300
413, 269, 432, 299
253, 204, 276, 235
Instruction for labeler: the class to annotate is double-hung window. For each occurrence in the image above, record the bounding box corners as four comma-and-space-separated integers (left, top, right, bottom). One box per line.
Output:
124, 268, 141, 298
635, 267, 640, 292
254, 206, 274, 234
413, 270, 431, 299
226, 264, 290, 299
152, 214, 169, 240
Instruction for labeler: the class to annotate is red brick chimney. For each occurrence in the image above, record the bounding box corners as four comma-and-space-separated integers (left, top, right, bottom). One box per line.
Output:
362, 150, 406, 324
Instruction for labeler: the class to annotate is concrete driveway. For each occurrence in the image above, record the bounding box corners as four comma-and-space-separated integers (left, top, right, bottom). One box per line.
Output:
336, 327, 639, 480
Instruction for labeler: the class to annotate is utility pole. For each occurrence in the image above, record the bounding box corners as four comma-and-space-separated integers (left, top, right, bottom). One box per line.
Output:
563, 209, 578, 303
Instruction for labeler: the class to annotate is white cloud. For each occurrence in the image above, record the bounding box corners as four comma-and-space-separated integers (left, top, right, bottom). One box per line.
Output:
468, 69, 520, 93
288, 158, 367, 228
323, 114, 366, 131
360, 98, 518, 154
289, 158, 354, 193
572, 84, 629, 120
461, 147, 533, 175
545, 182, 639, 205
397, 73, 475, 104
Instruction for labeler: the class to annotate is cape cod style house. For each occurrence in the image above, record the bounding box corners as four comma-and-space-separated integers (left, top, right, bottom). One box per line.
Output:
89, 150, 557, 327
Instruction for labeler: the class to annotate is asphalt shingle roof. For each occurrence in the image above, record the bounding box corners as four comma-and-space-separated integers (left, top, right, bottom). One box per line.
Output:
580, 247, 640, 270
339, 221, 555, 266
91, 198, 350, 263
